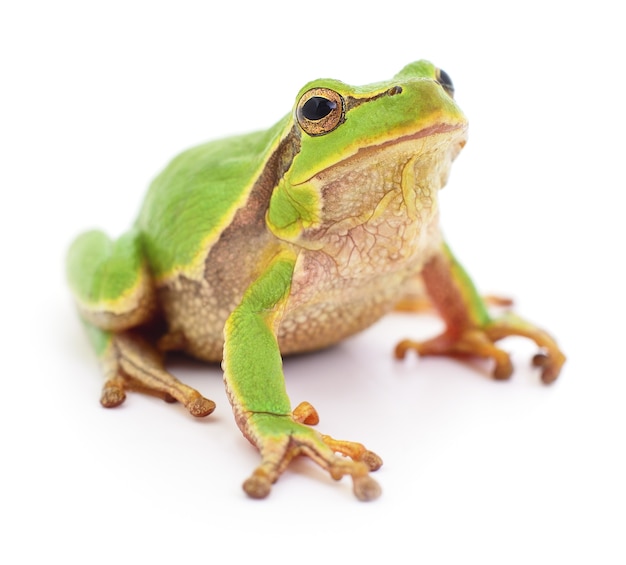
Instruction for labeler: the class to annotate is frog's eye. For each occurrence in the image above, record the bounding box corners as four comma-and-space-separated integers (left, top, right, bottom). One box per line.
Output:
296, 88, 345, 136
436, 68, 454, 98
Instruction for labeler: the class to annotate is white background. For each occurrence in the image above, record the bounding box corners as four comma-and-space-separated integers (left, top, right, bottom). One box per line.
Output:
2, 1, 624, 563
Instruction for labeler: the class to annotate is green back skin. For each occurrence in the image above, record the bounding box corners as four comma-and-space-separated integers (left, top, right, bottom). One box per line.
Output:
67, 59, 470, 364
66, 229, 142, 304
135, 60, 464, 281
136, 116, 291, 280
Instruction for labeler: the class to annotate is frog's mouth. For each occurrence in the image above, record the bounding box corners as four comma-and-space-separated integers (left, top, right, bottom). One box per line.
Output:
358, 121, 467, 164
309, 121, 467, 184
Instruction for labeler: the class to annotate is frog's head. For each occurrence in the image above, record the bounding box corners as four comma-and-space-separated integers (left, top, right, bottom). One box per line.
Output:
267, 60, 468, 255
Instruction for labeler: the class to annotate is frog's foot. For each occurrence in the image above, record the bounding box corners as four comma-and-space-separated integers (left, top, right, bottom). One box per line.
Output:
395, 313, 565, 385
241, 402, 382, 501
100, 332, 215, 417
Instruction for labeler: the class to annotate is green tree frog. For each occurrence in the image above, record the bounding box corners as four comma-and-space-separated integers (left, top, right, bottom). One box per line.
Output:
67, 60, 565, 501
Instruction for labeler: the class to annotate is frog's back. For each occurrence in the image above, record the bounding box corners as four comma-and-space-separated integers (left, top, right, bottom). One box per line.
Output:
136, 117, 290, 281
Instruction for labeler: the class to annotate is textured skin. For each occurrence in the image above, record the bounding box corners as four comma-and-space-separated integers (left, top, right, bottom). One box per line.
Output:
157, 127, 461, 361
67, 60, 565, 500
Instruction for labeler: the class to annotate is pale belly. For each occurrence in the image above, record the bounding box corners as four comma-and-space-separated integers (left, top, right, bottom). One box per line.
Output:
276, 247, 426, 355
157, 241, 434, 363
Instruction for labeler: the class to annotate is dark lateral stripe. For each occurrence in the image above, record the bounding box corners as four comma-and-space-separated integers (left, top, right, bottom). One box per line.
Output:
345, 85, 404, 111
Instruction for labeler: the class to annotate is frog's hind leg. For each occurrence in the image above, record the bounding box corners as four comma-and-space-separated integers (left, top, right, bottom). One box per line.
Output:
395, 242, 565, 384
67, 229, 215, 417
94, 327, 215, 416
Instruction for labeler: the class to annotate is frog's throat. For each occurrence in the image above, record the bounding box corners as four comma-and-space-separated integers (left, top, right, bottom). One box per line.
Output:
281, 122, 466, 254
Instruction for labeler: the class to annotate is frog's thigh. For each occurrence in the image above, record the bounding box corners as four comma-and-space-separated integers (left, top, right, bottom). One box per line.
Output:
66, 228, 155, 331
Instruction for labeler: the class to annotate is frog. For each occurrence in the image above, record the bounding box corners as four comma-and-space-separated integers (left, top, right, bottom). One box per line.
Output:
66, 60, 566, 501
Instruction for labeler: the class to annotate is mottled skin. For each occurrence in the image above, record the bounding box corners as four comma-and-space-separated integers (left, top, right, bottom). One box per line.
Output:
67, 61, 565, 500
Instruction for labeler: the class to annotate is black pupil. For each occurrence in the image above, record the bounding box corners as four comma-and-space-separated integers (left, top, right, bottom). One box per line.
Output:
438, 69, 454, 91
301, 96, 336, 120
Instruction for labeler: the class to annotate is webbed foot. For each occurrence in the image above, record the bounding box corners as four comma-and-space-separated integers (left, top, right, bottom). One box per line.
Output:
395, 312, 565, 384
241, 402, 382, 501
100, 332, 215, 416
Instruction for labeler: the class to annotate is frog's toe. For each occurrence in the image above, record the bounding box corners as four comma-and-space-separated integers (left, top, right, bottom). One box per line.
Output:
532, 353, 560, 385
491, 349, 514, 380
293, 403, 383, 471
243, 412, 382, 501
320, 434, 383, 471
353, 474, 382, 501
361, 449, 384, 471
395, 328, 507, 371
99, 332, 216, 416
100, 378, 126, 408
484, 313, 566, 383
187, 395, 217, 417
396, 328, 517, 381
396, 312, 565, 384
292, 401, 320, 425
243, 469, 273, 499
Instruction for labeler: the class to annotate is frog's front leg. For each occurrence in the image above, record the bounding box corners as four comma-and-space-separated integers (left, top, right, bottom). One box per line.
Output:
223, 249, 382, 501
67, 229, 215, 416
396, 242, 566, 384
